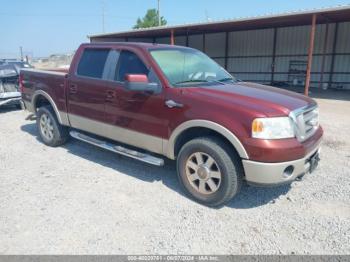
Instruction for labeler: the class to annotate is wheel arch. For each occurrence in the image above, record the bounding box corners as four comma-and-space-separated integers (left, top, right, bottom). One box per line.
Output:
165, 120, 249, 160
32, 90, 68, 125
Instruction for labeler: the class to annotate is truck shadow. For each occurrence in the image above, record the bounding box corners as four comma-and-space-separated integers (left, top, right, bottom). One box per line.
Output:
0, 105, 20, 113
21, 122, 291, 209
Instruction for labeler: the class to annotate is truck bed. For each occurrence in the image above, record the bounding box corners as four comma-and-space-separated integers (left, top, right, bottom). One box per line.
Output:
20, 68, 68, 114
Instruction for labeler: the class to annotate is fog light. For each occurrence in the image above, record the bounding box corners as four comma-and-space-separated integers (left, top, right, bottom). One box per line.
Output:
283, 165, 294, 178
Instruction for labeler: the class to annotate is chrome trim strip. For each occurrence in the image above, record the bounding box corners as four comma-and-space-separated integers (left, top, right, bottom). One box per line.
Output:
165, 120, 249, 160
70, 130, 164, 166
32, 90, 70, 125
68, 113, 164, 155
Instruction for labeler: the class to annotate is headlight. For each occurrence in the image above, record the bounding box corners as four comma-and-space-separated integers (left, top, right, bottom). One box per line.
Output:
252, 117, 295, 139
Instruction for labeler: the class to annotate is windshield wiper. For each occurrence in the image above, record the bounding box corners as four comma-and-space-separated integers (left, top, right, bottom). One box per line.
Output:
174, 78, 235, 86
174, 79, 209, 85
217, 77, 235, 82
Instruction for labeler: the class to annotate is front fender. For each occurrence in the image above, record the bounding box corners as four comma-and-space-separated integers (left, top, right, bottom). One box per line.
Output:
164, 119, 249, 160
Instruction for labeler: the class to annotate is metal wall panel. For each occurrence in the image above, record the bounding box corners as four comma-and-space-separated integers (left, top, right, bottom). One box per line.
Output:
276, 24, 335, 55
228, 29, 274, 56
274, 56, 302, 73
226, 28, 274, 84
273, 55, 333, 85
332, 74, 350, 89
188, 34, 204, 51
312, 55, 333, 72
334, 55, 350, 72
174, 36, 187, 46
227, 57, 272, 73
128, 37, 153, 43
234, 73, 271, 82
314, 23, 336, 54
336, 22, 350, 53
205, 32, 226, 57
276, 25, 310, 55
274, 55, 332, 73
90, 37, 126, 42
155, 37, 170, 44
213, 58, 225, 67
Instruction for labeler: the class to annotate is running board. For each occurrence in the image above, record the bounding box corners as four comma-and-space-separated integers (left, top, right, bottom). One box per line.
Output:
69, 130, 164, 166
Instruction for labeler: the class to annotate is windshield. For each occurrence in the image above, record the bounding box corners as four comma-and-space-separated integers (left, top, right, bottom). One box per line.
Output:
150, 48, 235, 87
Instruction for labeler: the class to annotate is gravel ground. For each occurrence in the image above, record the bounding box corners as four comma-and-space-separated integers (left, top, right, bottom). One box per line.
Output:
0, 96, 349, 254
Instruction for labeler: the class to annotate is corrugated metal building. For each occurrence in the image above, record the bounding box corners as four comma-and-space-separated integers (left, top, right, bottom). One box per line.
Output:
89, 6, 350, 93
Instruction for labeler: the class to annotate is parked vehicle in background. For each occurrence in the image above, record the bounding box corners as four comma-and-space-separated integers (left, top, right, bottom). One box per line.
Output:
20, 42, 323, 207
5, 61, 33, 74
0, 64, 22, 108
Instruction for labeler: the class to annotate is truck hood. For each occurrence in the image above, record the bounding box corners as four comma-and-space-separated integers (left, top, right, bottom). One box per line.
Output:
188, 82, 316, 117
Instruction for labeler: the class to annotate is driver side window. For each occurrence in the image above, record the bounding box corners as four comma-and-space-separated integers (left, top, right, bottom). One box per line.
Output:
115, 50, 149, 82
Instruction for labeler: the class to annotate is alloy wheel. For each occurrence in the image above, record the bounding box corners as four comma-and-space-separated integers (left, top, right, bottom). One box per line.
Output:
185, 152, 222, 194
40, 113, 54, 141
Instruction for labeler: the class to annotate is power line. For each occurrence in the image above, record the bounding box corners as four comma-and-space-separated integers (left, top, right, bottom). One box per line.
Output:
0, 12, 136, 20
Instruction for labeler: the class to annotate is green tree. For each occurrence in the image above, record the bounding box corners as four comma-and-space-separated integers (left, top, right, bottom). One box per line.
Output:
133, 8, 167, 29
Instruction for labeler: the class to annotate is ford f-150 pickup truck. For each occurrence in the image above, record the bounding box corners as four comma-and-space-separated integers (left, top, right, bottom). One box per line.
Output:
20, 42, 323, 206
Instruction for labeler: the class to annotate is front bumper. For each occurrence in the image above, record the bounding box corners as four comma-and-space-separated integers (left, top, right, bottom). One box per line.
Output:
242, 144, 321, 186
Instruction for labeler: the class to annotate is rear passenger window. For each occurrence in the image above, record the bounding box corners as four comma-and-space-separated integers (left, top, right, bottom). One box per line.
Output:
77, 49, 110, 79
115, 51, 149, 81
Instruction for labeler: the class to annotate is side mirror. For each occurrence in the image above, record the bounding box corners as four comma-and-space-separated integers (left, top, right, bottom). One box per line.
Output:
124, 74, 159, 93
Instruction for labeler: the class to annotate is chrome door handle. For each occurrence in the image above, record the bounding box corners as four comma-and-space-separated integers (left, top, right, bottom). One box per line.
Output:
69, 84, 78, 94
106, 90, 116, 99
165, 100, 183, 108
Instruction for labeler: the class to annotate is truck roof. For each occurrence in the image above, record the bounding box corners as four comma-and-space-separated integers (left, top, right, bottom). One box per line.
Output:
80, 42, 191, 50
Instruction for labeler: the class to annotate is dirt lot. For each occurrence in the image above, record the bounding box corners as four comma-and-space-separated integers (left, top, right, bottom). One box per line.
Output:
0, 95, 350, 254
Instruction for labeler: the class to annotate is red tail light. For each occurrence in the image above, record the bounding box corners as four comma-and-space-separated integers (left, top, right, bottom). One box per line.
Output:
19, 74, 24, 93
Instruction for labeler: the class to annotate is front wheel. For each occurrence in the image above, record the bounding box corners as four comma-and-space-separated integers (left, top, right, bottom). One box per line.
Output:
177, 137, 243, 207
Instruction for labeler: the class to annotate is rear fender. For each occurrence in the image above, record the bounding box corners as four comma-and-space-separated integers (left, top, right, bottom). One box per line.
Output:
32, 90, 69, 126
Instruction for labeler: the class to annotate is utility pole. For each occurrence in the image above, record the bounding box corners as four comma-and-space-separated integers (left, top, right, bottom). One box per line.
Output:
157, 0, 161, 26
101, 0, 105, 33
205, 10, 210, 21
19, 46, 23, 61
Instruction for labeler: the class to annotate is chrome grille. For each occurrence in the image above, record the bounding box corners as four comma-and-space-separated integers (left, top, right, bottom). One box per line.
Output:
290, 105, 319, 142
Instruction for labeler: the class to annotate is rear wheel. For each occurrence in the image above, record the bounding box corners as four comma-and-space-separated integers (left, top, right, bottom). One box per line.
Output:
36, 106, 69, 147
177, 136, 243, 207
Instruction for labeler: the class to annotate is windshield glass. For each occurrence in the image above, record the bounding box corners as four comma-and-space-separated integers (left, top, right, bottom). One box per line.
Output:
150, 48, 235, 87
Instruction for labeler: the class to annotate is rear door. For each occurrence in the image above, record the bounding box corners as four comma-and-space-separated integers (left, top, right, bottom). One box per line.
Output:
67, 48, 118, 131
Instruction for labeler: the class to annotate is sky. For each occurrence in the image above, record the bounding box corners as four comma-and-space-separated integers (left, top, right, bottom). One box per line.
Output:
0, 0, 349, 58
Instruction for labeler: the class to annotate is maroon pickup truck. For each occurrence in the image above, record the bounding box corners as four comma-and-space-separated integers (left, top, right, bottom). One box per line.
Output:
20, 42, 323, 206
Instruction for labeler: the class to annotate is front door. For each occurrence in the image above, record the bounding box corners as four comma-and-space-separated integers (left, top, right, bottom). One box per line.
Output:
104, 49, 167, 154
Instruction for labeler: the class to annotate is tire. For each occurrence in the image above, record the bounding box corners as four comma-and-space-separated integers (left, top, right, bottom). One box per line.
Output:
36, 105, 69, 147
177, 136, 243, 207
